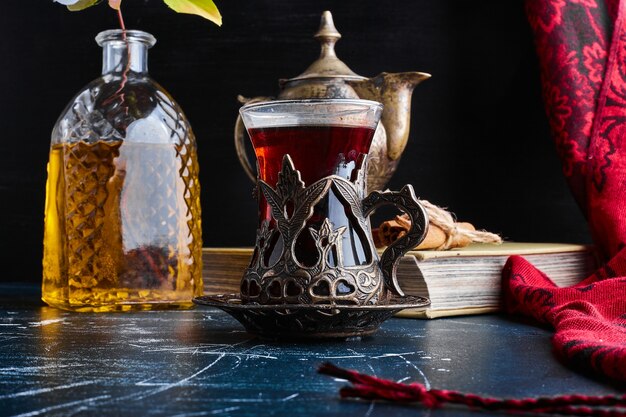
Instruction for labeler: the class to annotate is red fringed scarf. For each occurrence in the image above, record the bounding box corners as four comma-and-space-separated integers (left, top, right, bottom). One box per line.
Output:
319, 363, 626, 416
502, 0, 626, 382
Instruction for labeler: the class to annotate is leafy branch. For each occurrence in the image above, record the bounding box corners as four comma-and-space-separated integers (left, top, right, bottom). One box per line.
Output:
53, 0, 222, 26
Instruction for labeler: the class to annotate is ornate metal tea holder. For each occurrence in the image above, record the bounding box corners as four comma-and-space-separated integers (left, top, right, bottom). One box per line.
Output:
194, 155, 430, 340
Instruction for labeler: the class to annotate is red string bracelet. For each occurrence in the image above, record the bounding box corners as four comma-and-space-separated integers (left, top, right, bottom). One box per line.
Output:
318, 363, 626, 416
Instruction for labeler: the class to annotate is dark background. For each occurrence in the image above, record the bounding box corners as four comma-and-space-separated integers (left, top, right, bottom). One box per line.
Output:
0, 1, 589, 283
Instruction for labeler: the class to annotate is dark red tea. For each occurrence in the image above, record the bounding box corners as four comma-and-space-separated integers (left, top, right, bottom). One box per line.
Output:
249, 124, 376, 267
249, 125, 375, 186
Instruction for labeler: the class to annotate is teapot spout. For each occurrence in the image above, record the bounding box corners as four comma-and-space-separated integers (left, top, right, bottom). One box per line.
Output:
347, 71, 430, 160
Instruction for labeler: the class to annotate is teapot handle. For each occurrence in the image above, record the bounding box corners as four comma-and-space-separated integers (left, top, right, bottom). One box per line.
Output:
362, 184, 429, 296
234, 95, 274, 183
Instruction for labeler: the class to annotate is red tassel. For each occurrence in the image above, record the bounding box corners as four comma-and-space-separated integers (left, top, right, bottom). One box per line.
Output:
318, 363, 626, 416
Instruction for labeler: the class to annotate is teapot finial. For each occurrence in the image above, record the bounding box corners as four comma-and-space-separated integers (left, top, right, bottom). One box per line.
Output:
315, 11, 341, 58
286, 11, 363, 82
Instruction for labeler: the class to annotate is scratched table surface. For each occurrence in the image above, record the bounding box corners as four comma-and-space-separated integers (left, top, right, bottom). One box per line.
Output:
0, 284, 620, 417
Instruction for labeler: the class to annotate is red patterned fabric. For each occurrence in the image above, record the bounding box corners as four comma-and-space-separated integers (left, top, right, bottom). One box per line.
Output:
503, 253, 626, 381
502, 0, 626, 382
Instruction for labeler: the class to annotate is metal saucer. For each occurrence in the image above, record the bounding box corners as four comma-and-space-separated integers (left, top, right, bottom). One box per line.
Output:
193, 294, 430, 340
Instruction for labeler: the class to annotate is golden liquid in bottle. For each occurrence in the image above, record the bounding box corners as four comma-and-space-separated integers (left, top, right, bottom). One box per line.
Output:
42, 140, 202, 312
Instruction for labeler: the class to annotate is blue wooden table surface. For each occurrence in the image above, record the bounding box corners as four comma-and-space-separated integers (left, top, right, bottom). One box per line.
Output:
0, 284, 620, 417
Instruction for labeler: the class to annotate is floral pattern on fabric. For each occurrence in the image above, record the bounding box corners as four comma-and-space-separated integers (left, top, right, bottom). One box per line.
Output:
503, 0, 626, 382
503, 253, 626, 381
527, 0, 614, 214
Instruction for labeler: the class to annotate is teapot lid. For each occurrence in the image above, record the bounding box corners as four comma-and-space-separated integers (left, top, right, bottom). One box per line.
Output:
286, 11, 366, 82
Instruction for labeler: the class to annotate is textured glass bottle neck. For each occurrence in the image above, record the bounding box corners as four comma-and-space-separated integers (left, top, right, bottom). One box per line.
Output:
102, 41, 149, 75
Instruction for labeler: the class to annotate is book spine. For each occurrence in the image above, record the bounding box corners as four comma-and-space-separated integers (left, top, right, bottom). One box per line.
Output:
202, 251, 249, 294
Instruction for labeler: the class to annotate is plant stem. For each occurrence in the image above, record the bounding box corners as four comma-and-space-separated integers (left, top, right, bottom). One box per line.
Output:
103, 6, 130, 113
117, 7, 126, 32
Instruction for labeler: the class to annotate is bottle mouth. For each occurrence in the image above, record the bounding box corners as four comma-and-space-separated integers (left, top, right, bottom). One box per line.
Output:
96, 29, 156, 48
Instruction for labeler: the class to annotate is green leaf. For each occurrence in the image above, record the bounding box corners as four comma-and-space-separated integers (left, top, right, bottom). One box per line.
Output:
162, 0, 222, 26
66, 0, 101, 11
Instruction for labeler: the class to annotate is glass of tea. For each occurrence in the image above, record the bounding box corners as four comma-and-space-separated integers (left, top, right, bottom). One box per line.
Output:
239, 99, 429, 307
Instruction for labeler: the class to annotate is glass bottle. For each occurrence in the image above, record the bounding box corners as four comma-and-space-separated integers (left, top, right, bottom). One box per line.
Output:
43, 30, 203, 312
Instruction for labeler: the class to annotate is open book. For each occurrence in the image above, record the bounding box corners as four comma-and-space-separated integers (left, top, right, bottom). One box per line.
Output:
202, 243, 597, 319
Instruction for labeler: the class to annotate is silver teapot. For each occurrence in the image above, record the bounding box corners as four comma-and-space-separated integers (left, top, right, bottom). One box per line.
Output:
234, 11, 431, 192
